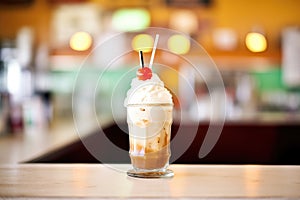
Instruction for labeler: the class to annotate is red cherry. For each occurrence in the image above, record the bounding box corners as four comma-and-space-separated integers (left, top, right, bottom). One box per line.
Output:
137, 67, 152, 80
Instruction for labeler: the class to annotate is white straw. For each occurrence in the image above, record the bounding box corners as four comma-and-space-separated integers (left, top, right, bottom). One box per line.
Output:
149, 34, 159, 69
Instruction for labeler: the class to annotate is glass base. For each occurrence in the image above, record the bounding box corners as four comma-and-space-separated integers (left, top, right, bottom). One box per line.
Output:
127, 168, 174, 178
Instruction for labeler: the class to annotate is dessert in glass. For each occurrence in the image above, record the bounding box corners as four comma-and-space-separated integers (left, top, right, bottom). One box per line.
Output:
124, 35, 174, 178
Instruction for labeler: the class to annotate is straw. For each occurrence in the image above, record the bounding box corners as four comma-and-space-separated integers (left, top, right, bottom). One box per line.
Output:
149, 34, 159, 69
139, 50, 144, 68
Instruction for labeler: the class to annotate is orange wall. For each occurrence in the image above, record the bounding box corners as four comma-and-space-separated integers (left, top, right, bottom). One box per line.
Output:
0, 0, 299, 54
0, 0, 51, 45
151, 0, 300, 55
208, 0, 300, 53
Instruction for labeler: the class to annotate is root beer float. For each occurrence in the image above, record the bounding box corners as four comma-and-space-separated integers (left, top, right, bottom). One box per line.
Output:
124, 35, 174, 178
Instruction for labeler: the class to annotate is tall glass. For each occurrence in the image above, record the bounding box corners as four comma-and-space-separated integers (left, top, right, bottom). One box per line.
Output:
126, 103, 174, 178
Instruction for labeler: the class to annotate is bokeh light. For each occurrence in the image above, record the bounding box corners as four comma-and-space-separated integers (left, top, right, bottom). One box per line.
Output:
245, 32, 267, 53
167, 34, 190, 55
112, 9, 151, 32
169, 10, 198, 34
132, 34, 154, 53
69, 31, 92, 51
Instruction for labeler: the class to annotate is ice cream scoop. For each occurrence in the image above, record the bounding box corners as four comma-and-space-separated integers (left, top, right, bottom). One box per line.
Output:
124, 73, 173, 106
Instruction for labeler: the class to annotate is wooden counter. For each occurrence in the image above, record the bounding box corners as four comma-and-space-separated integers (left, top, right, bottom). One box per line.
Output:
0, 120, 76, 164
0, 117, 110, 164
0, 164, 299, 199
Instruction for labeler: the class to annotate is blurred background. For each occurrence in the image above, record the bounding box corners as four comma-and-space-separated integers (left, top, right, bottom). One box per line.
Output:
0, 0, 300, 134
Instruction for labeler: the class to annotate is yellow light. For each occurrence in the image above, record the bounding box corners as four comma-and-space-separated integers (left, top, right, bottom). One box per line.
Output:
168, 34, 190, 55
69, 32, 92, 51
245, 32, 267, 53
132, 34, 154, 53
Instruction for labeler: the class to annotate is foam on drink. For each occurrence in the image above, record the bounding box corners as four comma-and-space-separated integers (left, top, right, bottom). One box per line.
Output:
124, 73, 172, 106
